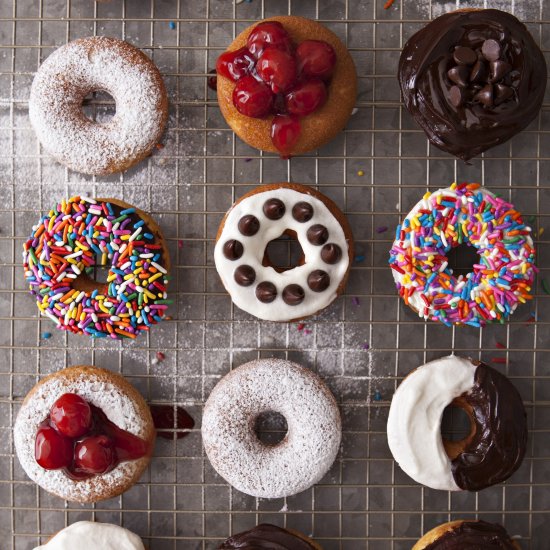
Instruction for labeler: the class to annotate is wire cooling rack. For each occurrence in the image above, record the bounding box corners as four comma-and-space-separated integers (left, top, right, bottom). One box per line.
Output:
1, 0, 549, 548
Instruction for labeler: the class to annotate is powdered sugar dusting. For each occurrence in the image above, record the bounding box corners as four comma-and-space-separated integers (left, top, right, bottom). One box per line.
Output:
29, 36, 167, 176
202, 359, 341, 499
14, 367, 151, 503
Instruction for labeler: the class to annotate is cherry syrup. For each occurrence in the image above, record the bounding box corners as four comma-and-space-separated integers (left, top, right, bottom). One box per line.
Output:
150, 405, 195, 440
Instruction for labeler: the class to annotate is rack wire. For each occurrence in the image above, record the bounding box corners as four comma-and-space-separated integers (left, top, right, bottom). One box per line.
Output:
0, 0, 549, 548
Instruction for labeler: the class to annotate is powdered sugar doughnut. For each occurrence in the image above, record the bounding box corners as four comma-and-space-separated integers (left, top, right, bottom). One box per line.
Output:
14, 366, 155, 503
214, 183, 353, 322
202, 359, 341, 498
29, 36, 168, 175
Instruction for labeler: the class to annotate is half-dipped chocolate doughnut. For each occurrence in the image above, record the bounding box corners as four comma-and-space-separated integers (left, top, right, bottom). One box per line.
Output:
202, 359, 341, 499
413, 520, 520, 549
214, 183, 353, 322
398, 9, 547, 161
216, 16, 357, 157
219, 524, 322, 550
387, 355, 527, 491
29, 36, 168, 175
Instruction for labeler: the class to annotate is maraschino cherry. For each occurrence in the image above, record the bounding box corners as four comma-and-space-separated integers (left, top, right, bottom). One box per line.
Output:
35, 425, 73, 470
74, 435, 115, 475
217, 21, 337, 157
50, 393, 91, 438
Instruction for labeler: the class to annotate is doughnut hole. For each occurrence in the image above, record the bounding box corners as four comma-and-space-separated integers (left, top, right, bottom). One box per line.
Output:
254, 410, 288, 446
263, 230, 305, 273
441, 397, 477, 460
81, 90, 116, 123
446, 242, 479, 278
71, 253, 112, 293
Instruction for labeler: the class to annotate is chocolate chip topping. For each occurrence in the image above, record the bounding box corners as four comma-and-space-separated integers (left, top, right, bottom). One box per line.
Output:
307, 270, 330, 292
481, 38, 501, 61
489, 59, 512, 83
447, 65, 469, 87
238, 214, 260, 236
222, 239, 244, 261
263, 198, 286, 220
321, 243, 342, 264
234, 265, 256, 287
450, 361, 527, 491
449, 85, 465, 108
292, 201, 314, 223
453, 46, 477, 66
255, 281, 277, 303
282, 284, 305, 305
473, 83, 494, 107
469, 59, 488, 84
306, 224, 329, 246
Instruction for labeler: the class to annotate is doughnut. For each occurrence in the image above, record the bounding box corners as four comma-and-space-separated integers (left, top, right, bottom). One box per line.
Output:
389, 182, 535, 327
387, 355, 527, 492
22, 196, 171, 339
29, 36, 168, 175
216, 16, 357, 157
413, 519, 520, 549
14, 366, 156, 503
214, 183, 353, 322
202, 358, 341, 499
398, 9, 547, 161
219, 524, 321, 550
35, 522, 145, 550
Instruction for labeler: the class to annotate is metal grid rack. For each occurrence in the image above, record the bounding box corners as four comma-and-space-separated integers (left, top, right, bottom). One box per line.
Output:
0, 0, 549, 548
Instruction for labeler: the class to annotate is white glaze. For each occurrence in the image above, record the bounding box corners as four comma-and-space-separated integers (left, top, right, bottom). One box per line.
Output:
386, 355, 476, 491
29, 36, 166, 175
214, 187, 350, 321
14, 367, 150, 502
34, 521, 144, 550
202, 358, 342, 498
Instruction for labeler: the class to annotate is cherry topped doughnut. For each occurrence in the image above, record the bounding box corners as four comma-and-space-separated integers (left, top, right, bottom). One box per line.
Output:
389, 182, 535, 327
23, 196, 171, 339
214, 183, 353, 322
387, 355, 527, 492
29, 36, 168, 175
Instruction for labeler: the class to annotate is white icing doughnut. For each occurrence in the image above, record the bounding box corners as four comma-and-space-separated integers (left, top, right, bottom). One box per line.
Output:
214, 185, 351, 321
34, 522, 144, 550
386, 355, 475, 491
29, 36, 168, 175
14, 367, 152, 502
202, 359, 342, 498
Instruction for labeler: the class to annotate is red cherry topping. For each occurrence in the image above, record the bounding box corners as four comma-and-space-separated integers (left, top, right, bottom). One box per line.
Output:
247, 21, 292, 59
286, 79, 327, 117
35, 425, 73, 470
74, 435, 115, 475
271, 114, 301, 158
50, 393, 92, 438
296, 40, 337, 81
256, 48, 297, 93
216, 47, 255, 82
233, 76, 273, 118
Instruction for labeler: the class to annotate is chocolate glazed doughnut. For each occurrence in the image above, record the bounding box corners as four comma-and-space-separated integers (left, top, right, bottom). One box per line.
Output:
398, 9, 547, 161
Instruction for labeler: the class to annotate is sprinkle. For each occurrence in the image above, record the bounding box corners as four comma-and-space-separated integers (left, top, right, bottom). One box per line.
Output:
354, 255, 365, 263
539, 227, 544, 237
178, 240, 184, 249
245, 158, 252, 162
155, 143, 164, 150
373, 390, 382, 401
357, 170, 365, 177
384, 0, 395, 8
491, 357, 507, 364
352, 297, 360, 306
495, 342, 506, 349
168, 21, 176, 30
304, 329, 312, 335
151, 357, 159, 365
297, 323, 305, 331
376, 226, 388, 234
41, 332, 52, 339
542, 279, 550, 296
156, 351, 166, 362
362, 343, 370, 350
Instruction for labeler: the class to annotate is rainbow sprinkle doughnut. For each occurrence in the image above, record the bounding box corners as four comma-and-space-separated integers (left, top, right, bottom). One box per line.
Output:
389, 183, 536, 327
23, 197, 171, 339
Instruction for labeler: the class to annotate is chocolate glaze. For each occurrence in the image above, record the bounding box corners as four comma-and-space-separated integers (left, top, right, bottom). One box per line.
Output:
263, 198, 286, 220
282, 284, 305, 305
398, 9, 547, 161
423, 520, 516, 549
307, 270, 330, 292
256, 281, 277, 303
451, 361, 527, 491
321, 243, 342, 264
234, 265, 256, 287
223, 239, 244, 260
238, 215, 260, 236
292, 201, 314, 223
307, 224, 329, 246
219, 523, 316, 550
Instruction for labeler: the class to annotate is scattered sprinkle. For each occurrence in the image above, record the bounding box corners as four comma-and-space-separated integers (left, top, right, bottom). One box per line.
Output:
155, 143, 164, 150
169, 21, 176, 30
542, 279, 550, 296
156, 351, 166, 362
352, 297, 360, 306
362, 343, 370, 350
376, 226, 388, 234
178, 240, 184, 248
41, 332, 52, 339
357, 170, 365, 177
304, 329, 312, 335
528, 215, 536, 225
491, 357, 507, 364
539, 227, 544, 237
373, 390, 382, 401
495, 341, 506, 349
245, 158, 253, 162
384, 0, 396, 8
354, 255, 365, 263
164, 315, 172, 321
297, 323, 305, 331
